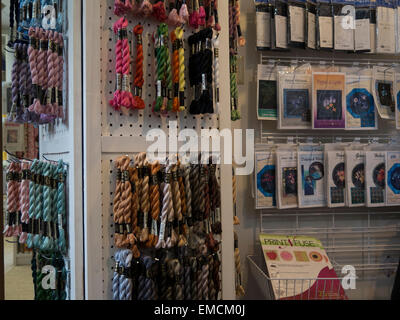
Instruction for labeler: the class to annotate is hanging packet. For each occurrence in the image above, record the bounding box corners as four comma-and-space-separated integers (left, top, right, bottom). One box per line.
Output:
278, 69, 312, 129
317, 0, 334, 50
369, 0, 377, 53
276, 147, 299, 209
312, 72, 346, 129
345, 149, 366, 207
288, 0, 306, 47
298, 146, 326, 208
355, 0, 371, 52
325, 144, 347, 208
306, 0, 317, 49
346, 74, 377, 130
255, 151, 277, 209
373, 66, 395, 120
257, 64, 290, 120
256, 0, 272, 50
271, 0, 289, 50
376, 0, 396, 54
333, 0, 355, 51
386, 151, 400, 206
365, 150, 386, 207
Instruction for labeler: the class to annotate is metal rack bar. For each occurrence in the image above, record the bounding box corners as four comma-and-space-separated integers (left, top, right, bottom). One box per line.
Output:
260, 209, 400, 217
260, 54, 400, 67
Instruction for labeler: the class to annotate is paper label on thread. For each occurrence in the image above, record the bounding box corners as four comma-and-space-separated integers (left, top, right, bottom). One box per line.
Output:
159, 220, 166, 240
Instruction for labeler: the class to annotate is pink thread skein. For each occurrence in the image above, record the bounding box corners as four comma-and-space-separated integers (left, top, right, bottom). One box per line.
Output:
140, 0, 153, 18
4, 163, 15, 237
179, 1, 190, 24
46, 30, 56, 117
28, 27, 40, 119
120, 18, 135, 113
34, 29, 47, 116
189, 0, 199, 29
57, 33, 65, 119
109, 18, 124, 112
167, 1, 182, 27
114, 0, 133, 16
50, 31, 60, 117
198, 0, 206, 26
153, 0, 168, 22
19, 162, 31, 243
13, 163, 22, 238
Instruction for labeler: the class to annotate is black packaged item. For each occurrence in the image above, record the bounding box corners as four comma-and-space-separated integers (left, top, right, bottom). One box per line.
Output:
355, 0, 372, 52
333, 0, 355, 52
271, 0, 289, 50
288, 0, 306, 48
316, 0, 334, 50
256, 0, 272, 50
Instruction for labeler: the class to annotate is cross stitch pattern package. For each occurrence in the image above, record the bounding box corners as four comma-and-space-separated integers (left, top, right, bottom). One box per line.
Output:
312, 72, 346, 129
373, 66, 396, 120
276, 150, 299, 209
298, 150, 326, 208
346, 74, 377, 130
386, 151, 400, 206
326, 150, 346, 208
366, 151, 386, 207
346, 150, 366, 207
255, 151, 277, 209
278, 72, 312, 129
258, 64, 290, 120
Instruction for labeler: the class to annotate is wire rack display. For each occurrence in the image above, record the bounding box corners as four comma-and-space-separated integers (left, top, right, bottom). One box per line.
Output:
251, 209, 400, 300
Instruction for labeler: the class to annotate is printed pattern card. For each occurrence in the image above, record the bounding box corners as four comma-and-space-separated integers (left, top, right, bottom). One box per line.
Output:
260, 234, 348, 300
255, 151, 277, 209
346, 151, 366, 207
366, 151, 386, 207
346, 75, 377, 130
386, 151, 400, 206
258, 65, 278, 120
276, 151, 298, 209
312, 73, 346, 129
373, 66, 396, 120
298, 151, 326, 208
278, 73, 312, 129
326, 151, 346, 208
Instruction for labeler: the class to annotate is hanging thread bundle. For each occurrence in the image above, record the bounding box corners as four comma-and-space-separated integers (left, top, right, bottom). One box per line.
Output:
112, 154, 222, 301
4, 156, 69, 300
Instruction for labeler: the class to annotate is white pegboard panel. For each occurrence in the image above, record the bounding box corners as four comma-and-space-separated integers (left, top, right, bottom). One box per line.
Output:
100, 1, 219, 139
101, 153, 223, 299
84, 0, 235, 299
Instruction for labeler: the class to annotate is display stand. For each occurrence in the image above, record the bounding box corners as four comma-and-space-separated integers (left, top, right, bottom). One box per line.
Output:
83, 0, 235, 300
